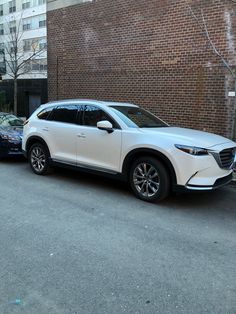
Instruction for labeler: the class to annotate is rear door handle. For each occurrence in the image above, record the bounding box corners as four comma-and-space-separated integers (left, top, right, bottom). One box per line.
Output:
42, 127, 49, 132
77, 133, 86, 138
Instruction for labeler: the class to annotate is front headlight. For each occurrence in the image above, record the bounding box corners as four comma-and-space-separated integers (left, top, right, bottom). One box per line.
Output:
0, 133, 21, 141
175, 144, 209, 156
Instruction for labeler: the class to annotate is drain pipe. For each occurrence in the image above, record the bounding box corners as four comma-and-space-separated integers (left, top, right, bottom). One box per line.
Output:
233, 79, 236, 181
233, 78, 236, 141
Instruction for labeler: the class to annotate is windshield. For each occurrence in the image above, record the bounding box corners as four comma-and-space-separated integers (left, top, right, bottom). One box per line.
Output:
0, 114, 23, 127
110, 106, 168, 128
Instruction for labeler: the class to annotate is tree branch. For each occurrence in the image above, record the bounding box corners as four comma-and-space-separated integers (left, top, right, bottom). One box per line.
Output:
188, 5, 236, 78
17, 48, 46, 72
3, 14, 47, 79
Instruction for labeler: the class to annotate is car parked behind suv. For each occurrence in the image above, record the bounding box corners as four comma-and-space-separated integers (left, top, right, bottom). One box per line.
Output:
22, 100, 236, 202
0, 112, 23, 157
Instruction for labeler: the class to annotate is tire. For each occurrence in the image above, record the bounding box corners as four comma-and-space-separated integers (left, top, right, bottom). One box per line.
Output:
29, 142, 50, 175
129, 156, 170, 202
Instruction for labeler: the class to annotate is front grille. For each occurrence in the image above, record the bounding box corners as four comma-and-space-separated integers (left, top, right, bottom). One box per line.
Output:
219, 148, 236, 169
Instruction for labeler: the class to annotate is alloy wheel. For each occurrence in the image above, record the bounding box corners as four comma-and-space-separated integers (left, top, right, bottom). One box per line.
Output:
30, 146, 46, 173
133, 162, 160, 198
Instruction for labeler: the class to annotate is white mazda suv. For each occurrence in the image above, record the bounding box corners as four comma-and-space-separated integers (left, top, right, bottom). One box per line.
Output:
22, 100, 236, 202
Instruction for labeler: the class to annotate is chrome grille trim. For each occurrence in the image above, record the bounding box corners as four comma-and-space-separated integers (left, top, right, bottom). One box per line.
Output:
219, 148, 236, 169
210, 147, 236, 170
209, 147, 236, 170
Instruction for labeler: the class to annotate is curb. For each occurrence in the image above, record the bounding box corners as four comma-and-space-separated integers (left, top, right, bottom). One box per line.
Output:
231, 170, 236, 186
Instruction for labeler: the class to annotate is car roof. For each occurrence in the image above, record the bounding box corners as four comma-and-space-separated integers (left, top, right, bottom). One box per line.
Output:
43, 99, 138, 108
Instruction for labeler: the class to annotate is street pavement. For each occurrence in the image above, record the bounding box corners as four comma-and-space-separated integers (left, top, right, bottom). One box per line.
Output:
0, 157, 236, 314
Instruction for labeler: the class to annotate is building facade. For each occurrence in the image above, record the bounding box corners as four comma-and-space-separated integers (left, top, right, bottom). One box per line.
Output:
0, 0, 47, 116
47, 0, 236, 139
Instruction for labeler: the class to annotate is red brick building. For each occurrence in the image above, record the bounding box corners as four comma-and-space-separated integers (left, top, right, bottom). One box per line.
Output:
47, 0, 236, 139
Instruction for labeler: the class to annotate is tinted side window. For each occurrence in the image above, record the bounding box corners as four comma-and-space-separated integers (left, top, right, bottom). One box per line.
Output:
37, 107, 53, 120
75, 105, 83, 125
83, 105, 119, 128
49, 105, 78, 123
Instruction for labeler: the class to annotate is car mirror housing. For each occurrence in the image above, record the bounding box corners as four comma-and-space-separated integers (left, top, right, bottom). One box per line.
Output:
97, 120, 114, 133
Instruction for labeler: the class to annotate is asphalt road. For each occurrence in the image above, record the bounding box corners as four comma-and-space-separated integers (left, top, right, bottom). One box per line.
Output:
0, 157, 236, 314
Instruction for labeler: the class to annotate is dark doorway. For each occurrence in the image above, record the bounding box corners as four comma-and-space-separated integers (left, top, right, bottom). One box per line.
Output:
29, 94, 41, 115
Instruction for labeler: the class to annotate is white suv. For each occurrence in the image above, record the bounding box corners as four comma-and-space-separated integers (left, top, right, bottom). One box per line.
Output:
22, 100, 236, 202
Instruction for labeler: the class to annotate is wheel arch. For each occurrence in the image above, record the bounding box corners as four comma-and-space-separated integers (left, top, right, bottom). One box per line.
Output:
122, 148, 177, 185
25, 136, 51, 158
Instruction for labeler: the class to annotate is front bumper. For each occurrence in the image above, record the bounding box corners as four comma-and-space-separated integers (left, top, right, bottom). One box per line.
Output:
171, 142, 235, 189
0, 141, 22, 157
173, 173, 233, 193
186, 173, 233, 190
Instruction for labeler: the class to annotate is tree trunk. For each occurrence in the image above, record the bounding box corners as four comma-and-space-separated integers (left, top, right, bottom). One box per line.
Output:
14, 77, 17, 115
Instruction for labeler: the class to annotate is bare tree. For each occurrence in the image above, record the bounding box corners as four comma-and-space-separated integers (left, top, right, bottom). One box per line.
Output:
3, 14, 46, 115
188, 4, 236, 139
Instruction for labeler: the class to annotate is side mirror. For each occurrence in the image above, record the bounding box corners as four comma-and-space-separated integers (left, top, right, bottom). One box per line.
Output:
97, 120, 114, 133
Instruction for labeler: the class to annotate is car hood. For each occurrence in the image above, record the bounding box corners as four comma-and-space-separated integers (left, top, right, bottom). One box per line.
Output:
0, 126, 23, 136
140, 127, 235, 148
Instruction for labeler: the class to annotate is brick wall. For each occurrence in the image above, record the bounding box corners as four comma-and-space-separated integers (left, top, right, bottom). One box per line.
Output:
47, 0, 236, 138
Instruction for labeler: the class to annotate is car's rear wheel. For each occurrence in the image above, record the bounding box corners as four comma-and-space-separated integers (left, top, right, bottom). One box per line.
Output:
29, 142, 50, 175
129, 156, 170, 202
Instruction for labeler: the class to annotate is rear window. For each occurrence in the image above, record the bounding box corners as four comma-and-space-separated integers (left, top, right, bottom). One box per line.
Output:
48, 105, 78, 124
37, 107, 53, 120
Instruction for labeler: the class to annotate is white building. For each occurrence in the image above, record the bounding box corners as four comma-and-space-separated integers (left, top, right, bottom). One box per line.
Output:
0, 0, 47, 80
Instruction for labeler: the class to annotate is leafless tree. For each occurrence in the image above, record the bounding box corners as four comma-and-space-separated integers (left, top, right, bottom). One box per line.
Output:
188, 3, 236, 139
3, 14, 46, 115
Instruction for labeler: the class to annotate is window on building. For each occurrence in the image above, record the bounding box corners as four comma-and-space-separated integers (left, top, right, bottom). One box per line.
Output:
0, 43, 5, 69
8, 41, 17, 54
0, 5, 3, 16
37, 58, 47, 71
24, 62, 31, 72
23, 37, 46, 52
39, 19, 46, 28
23, 39, 32, 51
10, 27, 16, 33
37, 14, 46, 28
25, 58, 47, 72
22, 14, 47, 31
0, 24, 4, 35
23, 18, 31, 31
9, 21, 16, 34
38, 0, 46, 5
10, 46, 17, 54
0, 43, 4, 53
9, 0, 16, 13
0, 61, 6, 75
0, 61, 5, 68
39, 42, 46, 50
22, 0, 30, 10
38, 37, 47, 50
32, 61, 39, 71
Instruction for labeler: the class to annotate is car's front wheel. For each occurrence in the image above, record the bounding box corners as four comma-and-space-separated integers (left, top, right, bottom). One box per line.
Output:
29, 142, 50, 175
129, 157, 170, 202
